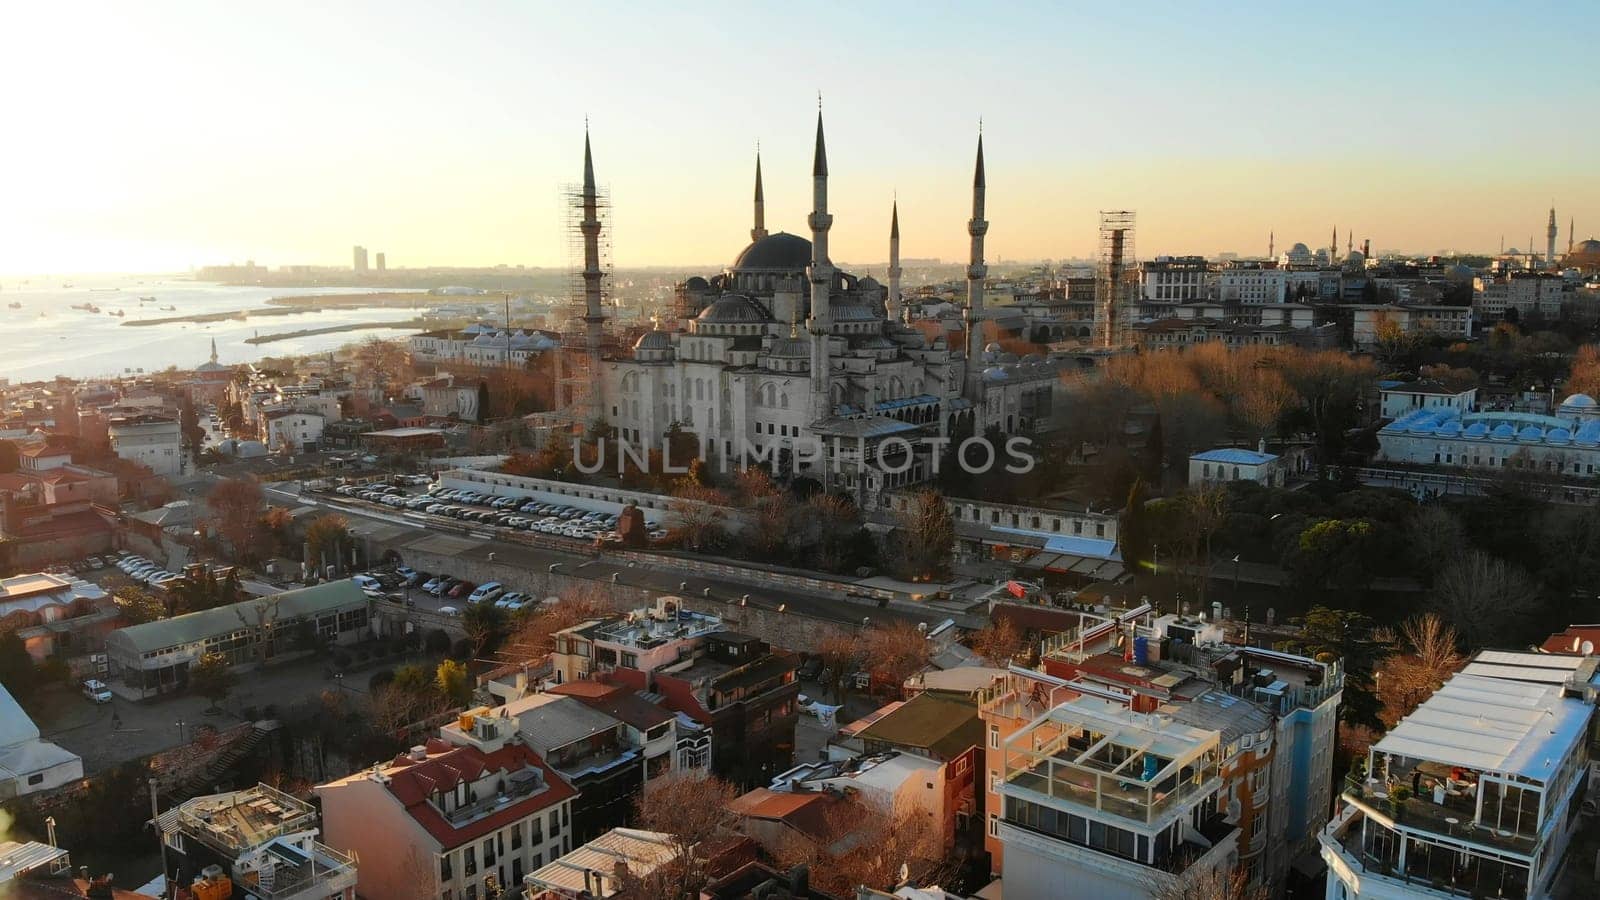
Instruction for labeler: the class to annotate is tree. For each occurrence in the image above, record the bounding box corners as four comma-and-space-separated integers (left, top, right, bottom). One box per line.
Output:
1430, 550, 1541, 648
1291, 605, 1381, 731
893, 489, 954, 582
462, 602, 510, 659
968, 618, 1026, 666
434, 659, 472, 706
1285, 519, 1377, 595
502, 588, 612, 664
769, 796, 947, 897
668, 484, 728, 551
1403, 506, 1465, 585
0, 632, 40, 698
208, 477, 265, 561
1118, 480, 1154, 574
1375, 613, 1464, 728
178, 393, 206, 463
627, 771, 738, 898
815, 632, 865, 703
475, 380, 490, 423
0, 440, 18, 474
1566, 344, 1600, 397
189, 652, 236, 712
304, 513, 352, 574
423, 628, 452, 655
860, 622, 933, 694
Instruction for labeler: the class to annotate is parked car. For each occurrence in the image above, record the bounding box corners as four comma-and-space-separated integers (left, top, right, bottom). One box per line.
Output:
468, 582, 504, 604
437, 606, 460, 617
395, 566, 419, 584
82, 680, 113, 704
797, 657, 824, 681
351, 574, 384, 592
422, 575, 449, 594
447, 581, 475, 599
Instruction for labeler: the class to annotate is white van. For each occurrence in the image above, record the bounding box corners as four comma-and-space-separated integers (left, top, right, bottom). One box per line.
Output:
82, 680, 113, 703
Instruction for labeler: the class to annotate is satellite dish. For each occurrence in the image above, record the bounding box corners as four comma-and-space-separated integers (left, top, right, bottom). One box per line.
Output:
1583, 640, 1595, 656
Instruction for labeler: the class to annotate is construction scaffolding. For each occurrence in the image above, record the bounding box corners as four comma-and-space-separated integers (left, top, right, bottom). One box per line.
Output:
553, 179, 612, 428
1093, 210, 1137, 350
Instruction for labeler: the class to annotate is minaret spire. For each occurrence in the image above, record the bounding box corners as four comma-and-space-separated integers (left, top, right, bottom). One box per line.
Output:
1269, 231, 1274, 260
806, 105, 835, 428
887, 196, 903, 323
751, 147, 768, 243
1547, 204, 1558, 270
578, 124, 606, 424
209, 338, 217, 365
964, 127, 989, 394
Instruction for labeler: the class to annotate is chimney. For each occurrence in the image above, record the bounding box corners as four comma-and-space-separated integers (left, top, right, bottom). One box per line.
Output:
1257, 437, 1267, 454
788, 865, 810, 895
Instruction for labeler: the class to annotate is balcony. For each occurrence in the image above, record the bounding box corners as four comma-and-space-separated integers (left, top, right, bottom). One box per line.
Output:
243, 841, 357, 900
1325, 801, 1531, 900
1343, 774, 1538, 858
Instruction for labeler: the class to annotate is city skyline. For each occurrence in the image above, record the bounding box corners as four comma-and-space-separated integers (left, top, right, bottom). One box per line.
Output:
3, 1, 1597, 276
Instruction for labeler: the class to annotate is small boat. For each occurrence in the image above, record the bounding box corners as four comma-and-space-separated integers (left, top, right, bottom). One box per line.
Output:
7, 302, 19, 309
90, 287, 120, 293
139, 296, 156, 302
161, 305, 176, 311
109, 309, 125, 317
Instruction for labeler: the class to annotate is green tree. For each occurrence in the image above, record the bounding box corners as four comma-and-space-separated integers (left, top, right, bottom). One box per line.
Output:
1118, 479, 1153, 574
188, 652, 236, 712
1285, 519, 1377, 594
423, 629, 452, 656
1291, 605, 1382, 730
392, 664, 434, 695
475, 380, 490, 423
434, 659, 471, 706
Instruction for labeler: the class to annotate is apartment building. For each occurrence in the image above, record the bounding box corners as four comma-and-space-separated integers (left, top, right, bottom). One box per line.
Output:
1141, 256, 1211, 303
1219, 263, 1288, 305
107, 413, 183, 477
497, 694, 642, 843
994, 695, 1239, 900
155, 784, 357, 900
316, 716, 575, 900
1320, 659, 1595, 899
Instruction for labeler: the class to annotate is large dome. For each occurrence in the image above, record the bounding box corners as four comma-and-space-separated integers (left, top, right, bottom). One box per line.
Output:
732, 232, 812, 271
1577, 239, 1600, 254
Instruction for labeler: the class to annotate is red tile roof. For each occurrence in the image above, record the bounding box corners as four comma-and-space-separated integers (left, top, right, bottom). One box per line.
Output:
549, 680, 675, 731
18, 444, 68, 459
1541, 626, 1600, 655
727, 789, 840, 843
383, 742, 576, 848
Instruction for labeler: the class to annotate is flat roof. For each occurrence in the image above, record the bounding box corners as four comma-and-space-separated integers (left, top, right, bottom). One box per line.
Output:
1372, 673, 1592, 782
526, 828, 677, 896
366, 427, 446, 438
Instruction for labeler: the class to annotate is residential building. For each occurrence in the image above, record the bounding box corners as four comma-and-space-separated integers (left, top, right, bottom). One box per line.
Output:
994, 695, 1239, 900
155, 784, 356, 900
1189, 448, 1287, 487
262, 410, 325, 455
1378, 380, 1479, 420
107, 413, 184, 477
104, 580, 372, 698
545, 680, 685, 788
496, 693, 642, 842
1320, 665, 1595, 899
523, 828, 678, 899
550, 598, 798, 789
0, 684, 83, 797
1219, 262, 1288, 305
317, 723, 575, 900
1140, 256, 1210, 303
1347, 305, 1473, 350
698, 861, 837, 900
420, 377, 481, 422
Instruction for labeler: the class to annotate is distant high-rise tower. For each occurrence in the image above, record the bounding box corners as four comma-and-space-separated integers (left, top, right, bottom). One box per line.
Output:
352, 245, 368, 273
1571, 217, 1576, 257
1094, 210, 1136, 350
375, 252, 386, 273
1547, 206, 1558, 270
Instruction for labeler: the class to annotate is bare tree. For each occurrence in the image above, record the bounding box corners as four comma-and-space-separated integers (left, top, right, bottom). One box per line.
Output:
894, 489, 954, 582
1375, 612, 1465, 727
627, 771, 738, 897
207, 476, 265, 561
861, 622, 933, 695
668, 484, 728, 551
1430, 551, 1540, 647
769, 797, 947, 897
968, 618, 1025, 666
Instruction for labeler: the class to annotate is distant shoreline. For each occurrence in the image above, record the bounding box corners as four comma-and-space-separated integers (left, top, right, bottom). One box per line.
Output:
243, 318, 437, 344
122, 307, 302, 327
264, 291, 431, 309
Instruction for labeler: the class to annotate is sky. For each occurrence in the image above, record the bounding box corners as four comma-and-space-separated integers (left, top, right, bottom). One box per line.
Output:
3, 1, 1597, 276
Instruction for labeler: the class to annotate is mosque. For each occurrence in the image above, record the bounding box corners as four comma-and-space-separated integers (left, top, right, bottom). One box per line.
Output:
1377, 393, 1600, 479
587, 112, 1069, 506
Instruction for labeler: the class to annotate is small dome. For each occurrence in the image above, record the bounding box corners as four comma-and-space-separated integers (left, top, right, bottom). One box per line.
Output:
983, 366, 1009, 381
1444, 263, 1474, 280
1559, 393, 1597, 409
984, 342, 1003, 353
1437, 421, 1463, 436
1464, 422, 1490, 438
684, 276, 710, 291
1490, 423, 1516, 440
731, 232, 812, 271
697, 295, 770, 324
1547, 427, 1572, 444
858, 275, 880, 289
1290, 242, 1310, 254
633, 330, 673, 351
1517, 425, 1544, 442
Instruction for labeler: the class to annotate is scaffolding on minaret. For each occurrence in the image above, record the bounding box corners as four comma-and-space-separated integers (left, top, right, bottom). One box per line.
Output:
1093, 210, 1137, 350
552, 172, 612, 430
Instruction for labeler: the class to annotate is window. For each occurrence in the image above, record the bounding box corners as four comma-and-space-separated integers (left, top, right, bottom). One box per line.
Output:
482, 837, 496, 867
27, 774, 44, 786
464, 847, 477, 876
988, 814, 999, 838
510, 824, 522, 850
440, 854, 453, 881
989, 724, 999, 749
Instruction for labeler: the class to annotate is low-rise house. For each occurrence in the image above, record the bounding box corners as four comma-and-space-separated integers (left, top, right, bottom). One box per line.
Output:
0, 572, 116, 663
523, 828, 678, 899
155, 784, 356, 900
1378, 380, 1479, 420
107, 413, 184, 477
1188, 447, 1287, 487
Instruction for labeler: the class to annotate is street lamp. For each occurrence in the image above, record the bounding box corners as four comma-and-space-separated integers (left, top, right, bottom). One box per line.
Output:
1232, 554, 1242, 608
175, 719, 187, 742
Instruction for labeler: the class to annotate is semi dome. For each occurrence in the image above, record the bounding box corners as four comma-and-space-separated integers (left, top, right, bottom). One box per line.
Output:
731, 232, 812, 271
684, 275, 710, 291
697, 295, 771, 324
770, 336, 809, 358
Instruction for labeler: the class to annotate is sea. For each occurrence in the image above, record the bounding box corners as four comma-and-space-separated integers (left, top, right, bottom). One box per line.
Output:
0, 277, 431, 383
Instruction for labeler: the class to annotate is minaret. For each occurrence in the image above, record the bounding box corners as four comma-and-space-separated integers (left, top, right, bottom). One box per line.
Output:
964, 130, 989, 394
1330, 227, 1338, 263
1347, 231, 1353, 256
887, 198, 903, 323
751, 150, 768, 243
1269, 231, 1274, 260
806, 108, 834, 423
580, 127, 606, 424
1570, 217, 1576, 256
1547, 205, 1558, 270
209, 338, 218, 366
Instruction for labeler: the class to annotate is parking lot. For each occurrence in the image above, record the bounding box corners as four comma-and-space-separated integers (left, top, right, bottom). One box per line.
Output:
325, 479, 670, 545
